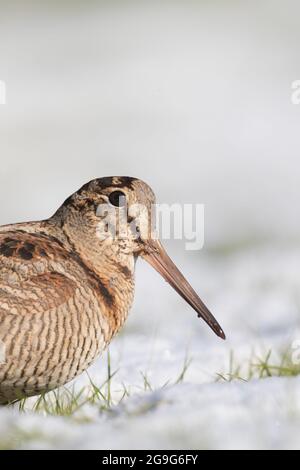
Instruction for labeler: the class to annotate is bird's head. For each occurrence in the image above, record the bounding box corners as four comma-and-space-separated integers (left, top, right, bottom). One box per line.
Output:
54, 176, 225, 339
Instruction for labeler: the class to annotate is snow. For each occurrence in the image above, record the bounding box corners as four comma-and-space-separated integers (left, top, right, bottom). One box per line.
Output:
3, 377, 300, 450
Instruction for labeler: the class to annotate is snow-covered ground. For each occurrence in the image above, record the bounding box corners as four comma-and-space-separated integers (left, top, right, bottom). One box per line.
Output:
1, 244, 300, 450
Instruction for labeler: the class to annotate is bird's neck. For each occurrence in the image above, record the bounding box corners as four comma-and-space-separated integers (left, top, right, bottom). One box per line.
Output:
47, 215, 136, 333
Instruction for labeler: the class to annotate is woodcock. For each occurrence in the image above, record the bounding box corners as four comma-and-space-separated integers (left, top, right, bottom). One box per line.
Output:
0, 177, 225, 404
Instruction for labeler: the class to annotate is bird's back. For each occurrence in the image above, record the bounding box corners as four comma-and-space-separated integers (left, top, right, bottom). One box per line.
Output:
0, 222, 125, 404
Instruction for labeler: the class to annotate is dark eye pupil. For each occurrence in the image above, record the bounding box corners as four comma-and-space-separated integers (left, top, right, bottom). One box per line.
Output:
109, 191, 126, 207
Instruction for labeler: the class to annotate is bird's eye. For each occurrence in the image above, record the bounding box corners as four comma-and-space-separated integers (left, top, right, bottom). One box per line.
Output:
108, 190, 126, 207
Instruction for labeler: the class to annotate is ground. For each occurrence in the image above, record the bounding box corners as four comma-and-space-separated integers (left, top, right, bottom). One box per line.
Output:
0, 243, 299, 450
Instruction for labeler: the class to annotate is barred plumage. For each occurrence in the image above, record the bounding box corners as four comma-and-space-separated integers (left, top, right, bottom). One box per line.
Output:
0, 176, 224, 404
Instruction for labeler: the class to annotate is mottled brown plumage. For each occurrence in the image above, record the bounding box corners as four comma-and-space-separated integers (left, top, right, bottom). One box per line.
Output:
0, 177, 224, 404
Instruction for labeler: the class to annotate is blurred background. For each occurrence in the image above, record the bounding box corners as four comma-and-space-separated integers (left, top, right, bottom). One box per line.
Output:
0, 0, 299, 247
0, 0, 300, 450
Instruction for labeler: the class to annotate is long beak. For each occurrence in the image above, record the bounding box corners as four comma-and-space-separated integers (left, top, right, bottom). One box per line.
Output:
142, 240, 225, 340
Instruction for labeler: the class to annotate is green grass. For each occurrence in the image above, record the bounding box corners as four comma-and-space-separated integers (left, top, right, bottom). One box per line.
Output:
216, 348, 300, 383
4, 347, 300, 420
1, 347, 300, 449
8, 347, 300, 418
7, 351, 192, 418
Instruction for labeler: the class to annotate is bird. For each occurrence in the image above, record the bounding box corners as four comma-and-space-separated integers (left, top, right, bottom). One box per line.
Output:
0, 176, 225, 404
